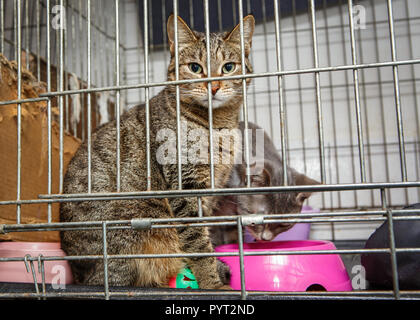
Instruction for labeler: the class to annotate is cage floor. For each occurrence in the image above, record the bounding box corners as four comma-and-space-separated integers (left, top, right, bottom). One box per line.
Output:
0, 241, 411, 300
0, 282, 400, 300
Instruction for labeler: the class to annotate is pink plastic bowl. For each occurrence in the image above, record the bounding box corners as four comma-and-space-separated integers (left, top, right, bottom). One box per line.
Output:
0, 242, 73, 284
215, 240, 352, 292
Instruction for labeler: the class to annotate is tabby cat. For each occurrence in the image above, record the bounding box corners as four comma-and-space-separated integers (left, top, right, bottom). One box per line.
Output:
60, 15, 255, 289
211, 122, 320, 247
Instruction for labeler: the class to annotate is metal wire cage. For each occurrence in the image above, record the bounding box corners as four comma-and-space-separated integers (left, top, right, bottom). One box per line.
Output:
0, 0, 419, 300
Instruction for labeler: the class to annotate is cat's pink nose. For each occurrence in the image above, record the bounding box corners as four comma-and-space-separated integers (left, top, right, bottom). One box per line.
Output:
211, 81, 220, 95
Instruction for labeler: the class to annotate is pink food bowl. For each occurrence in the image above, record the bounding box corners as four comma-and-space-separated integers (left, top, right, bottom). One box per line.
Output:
215, 240, 352, 292
0, 242, 73, 284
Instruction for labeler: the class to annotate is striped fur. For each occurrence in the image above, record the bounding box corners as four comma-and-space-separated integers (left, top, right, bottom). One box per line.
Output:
60, 15, 255, 289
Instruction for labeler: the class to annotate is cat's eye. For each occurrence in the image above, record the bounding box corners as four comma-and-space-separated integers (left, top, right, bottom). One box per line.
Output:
222, 62, 235, 74
189, 63, 203, 74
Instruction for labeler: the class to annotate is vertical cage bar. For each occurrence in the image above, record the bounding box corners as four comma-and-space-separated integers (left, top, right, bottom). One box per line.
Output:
322, 0, 342, 207
78, 0, 85, 142
99, 0, 106, 89
415, 142, 420, 200
59, 0, 65, 194
327, 147, 336, 237
338, 0, 358, 207
121, 0, 128, 111
260, 0, 273, 138
217, 0, 222, 31
70, 2, 78, 135
115, 0, 121, 192
161, 0, 168, 63
24, 0, 29, 70
197, 197, 203, 218
238, 0, 251, 188
309, 0, 326, 184
246, 1, 251, 22
146, 0, 154, 96
29, 0, 34, 54
37, 255, 46, 300
188, 0, 194, 28
386, 0, 407, 182
102, 222, 110, 300
46, 0, 52, 223
273, 0, 288, 186
279, 4, 291, 169
246, 0, 257, 134
347, 0, 366, 183
24, 255, 40, 298
380, 188, 400, 300
173, 0, 183, 190
0, 0, 3, 54
16, 0, 22, 224
64, 0, 69, 133
86, 0, 92, 192
104, 2, 111, 90
356, 16, 375, 206
92, 2, 98, 116
36, 0, 40, 81
237, 217, 247, 300
403, 0, 420, 200
204, 0, 215, 189
232, 0, 237, 25
143, 0, 152, 191
137, 3, 144, 103
291, 0, 308, 179
55, 0, 59, 101
14, 0, 17, 61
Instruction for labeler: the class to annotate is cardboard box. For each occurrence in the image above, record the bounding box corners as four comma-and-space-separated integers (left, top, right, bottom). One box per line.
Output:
0, 53, 81, 242
23, 51, 107, 140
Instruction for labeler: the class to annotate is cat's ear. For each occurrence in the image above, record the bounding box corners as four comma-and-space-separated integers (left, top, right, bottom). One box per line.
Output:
293, 172, 321, 205
167, 15, 197, 56
296, 192, 311, 206
224, 15, 255, 56
250, 167, 271, 187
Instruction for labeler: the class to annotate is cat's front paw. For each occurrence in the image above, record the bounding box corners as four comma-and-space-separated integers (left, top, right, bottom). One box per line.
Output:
217, 284, 233, 290
217, 259, 231, 285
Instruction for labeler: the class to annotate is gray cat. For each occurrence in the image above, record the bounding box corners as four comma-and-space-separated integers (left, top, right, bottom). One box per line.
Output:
60, 15, 255, 289
211, 122, 320, 247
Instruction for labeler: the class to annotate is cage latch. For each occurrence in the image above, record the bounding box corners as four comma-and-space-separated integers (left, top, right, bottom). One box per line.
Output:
131, 218, 152, 230
241, 215, 264, 226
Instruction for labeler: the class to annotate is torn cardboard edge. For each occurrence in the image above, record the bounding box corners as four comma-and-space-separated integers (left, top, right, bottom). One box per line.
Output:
1, 53, 81, 243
